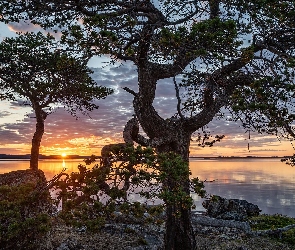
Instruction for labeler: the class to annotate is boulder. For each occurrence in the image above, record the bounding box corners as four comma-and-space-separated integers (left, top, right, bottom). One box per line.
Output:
202, 195, 261, 221
0, 169, 47, 187
0, 169, 53, 215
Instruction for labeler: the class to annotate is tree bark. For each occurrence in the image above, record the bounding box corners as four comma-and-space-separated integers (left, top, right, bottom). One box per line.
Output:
164, 166, 196, 250
165, 203, 196, 250
30, 107, 47, 170
157, 134, 196, 250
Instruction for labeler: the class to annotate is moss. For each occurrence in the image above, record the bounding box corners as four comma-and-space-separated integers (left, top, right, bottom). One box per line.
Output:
249, 214, 295, 231
137, 237, 148, 245
249, 214, 295, 246
282, 228, 295, 245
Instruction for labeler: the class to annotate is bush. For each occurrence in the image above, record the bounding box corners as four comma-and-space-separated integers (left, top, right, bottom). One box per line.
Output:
51, 147, 205, 233
0, 182, 52, 249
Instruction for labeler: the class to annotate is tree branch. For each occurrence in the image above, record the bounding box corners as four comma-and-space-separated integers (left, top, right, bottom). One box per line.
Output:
122, 87, 138, 97
173, 76, 184, 119
209, 0, 220, 19
185, 72, 254, 132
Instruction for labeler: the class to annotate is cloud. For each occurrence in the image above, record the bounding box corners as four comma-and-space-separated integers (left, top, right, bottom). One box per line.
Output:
0, 55, 293, 156
0, 126, 27, 144
8, 21, 41, 33
6, 20, 63, 40
0, 111, 11, 118
0, 22, 17, 41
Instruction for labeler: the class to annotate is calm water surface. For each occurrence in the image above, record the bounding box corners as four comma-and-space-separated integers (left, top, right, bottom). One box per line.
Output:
1, 158, 294, 217
190, 159, 295, 217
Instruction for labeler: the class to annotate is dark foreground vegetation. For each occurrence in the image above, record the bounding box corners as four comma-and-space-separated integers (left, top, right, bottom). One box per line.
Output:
0, 170, 52, 249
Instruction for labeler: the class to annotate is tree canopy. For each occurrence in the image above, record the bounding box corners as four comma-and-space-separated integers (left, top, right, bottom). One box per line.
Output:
0, 32, 112, 115
1, 1, 295, 249
1, 1, 294, 137
0, 32, 113, 169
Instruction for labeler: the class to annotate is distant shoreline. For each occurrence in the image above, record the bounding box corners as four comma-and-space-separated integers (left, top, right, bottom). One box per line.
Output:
0, 154, 290, 160
0, 154, 88, 160
190, 156, 288, 160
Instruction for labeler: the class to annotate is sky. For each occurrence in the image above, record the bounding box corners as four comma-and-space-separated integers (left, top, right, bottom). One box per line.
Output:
0, 21, 294, 158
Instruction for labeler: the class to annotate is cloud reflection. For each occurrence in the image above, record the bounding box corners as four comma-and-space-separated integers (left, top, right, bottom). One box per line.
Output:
190, 159, 295, 217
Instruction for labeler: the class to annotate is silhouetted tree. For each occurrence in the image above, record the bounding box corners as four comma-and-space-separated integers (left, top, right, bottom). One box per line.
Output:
1, 1, 295, 249
0, 32, 113, 170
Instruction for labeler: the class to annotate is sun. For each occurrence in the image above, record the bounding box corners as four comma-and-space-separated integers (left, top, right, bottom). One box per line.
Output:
61, 153, 67, 158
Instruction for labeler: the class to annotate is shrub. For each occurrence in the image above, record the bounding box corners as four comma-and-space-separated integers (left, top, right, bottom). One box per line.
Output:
0, 182, 52, 249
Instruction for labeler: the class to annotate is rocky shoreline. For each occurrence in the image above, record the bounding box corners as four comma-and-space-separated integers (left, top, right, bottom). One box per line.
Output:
1, 170, 294, 249
37, 213, 294, 250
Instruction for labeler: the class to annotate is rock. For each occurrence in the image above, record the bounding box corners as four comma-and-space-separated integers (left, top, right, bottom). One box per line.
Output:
202, 195, 261, 221
192, 214, 252, 234
0, 169, 47, 187
0, 169, 53, 215
0, 169, 54, 249
56, 237, 84, 250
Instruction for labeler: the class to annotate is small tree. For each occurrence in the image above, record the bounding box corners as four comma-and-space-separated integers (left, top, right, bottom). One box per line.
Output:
0, 32, 113, 170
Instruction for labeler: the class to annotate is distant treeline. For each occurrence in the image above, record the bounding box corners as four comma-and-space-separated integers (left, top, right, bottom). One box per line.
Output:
0, 154, 288, 160
190, 156, 287, 159
0, 154, 89, 160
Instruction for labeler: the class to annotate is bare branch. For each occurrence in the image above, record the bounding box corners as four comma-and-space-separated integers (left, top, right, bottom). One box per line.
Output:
122, 87, 138, 97
173, 76, 184, 119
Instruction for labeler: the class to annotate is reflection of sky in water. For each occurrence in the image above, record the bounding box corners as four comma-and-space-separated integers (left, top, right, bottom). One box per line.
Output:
1, 158, 295, 217
0, 159, 84, 179
190, 159, 295, 217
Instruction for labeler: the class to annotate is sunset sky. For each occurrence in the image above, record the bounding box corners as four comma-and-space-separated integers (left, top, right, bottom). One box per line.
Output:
0, 21, 294, 158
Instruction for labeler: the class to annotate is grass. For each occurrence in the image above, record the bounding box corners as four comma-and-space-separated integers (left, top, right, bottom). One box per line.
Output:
249, 214, 295, 245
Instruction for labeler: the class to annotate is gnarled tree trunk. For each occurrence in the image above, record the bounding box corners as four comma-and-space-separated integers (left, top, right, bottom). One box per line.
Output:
130, 65, 197, 248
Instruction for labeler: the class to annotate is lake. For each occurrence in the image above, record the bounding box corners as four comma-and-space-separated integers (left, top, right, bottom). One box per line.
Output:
1, 158, 295, 217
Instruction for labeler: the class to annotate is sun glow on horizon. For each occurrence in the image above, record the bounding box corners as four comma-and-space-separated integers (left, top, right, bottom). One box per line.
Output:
61, 153, 67, 158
